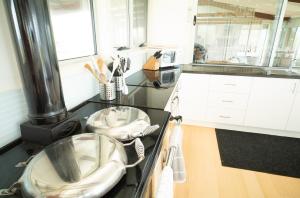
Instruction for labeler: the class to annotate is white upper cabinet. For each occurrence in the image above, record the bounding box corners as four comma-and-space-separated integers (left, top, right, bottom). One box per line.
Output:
286, 80, 300, 132
147, 0, 197, 63
179, 73, 210, 122
245, 77, 298, 130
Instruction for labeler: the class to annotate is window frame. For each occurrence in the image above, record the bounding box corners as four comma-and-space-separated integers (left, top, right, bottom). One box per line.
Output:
53, 0, 148, 63
48, 0, 98, 61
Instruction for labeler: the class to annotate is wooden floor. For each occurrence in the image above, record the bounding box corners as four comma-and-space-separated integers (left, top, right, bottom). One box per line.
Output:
174, 125, 300, 198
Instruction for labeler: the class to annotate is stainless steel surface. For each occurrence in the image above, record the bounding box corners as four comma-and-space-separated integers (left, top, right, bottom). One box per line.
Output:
123, 138, 145, 168
99, 82, 116, 101
158, 50, 178, 68
114, 76, 124, 91
159, 68, 181, 87
0, 134, 145, 197
87, 106, 156, 141
5, 0, 67, 124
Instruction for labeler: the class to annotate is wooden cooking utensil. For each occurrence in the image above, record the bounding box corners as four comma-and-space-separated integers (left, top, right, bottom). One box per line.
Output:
97, 57, 107, 74
99, 73, 108, 84
84, 64, 100, 81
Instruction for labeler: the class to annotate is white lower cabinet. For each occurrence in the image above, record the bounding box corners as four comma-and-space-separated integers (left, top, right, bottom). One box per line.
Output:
205, 75, 252, 125
209, 75, 252, 94
245, 78, 297, 130
179, 73, 210, 122
207, 92, 249, 109
286, 93, 300, 132
206, 107, 246, 125
176, 73, 300, 133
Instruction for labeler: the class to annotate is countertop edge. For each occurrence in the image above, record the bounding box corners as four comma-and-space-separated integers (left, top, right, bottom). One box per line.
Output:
136, 112, 171, 198
181, 64, 300, 79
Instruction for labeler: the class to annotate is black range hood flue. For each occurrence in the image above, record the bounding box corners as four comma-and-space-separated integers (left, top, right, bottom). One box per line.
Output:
5, 0, 67, 124
5, 0, 80, 145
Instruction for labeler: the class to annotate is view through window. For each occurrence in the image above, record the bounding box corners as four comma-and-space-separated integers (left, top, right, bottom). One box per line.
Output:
193, 0, 293, 67
49, 0, 96, 60
274, 1, 300, 67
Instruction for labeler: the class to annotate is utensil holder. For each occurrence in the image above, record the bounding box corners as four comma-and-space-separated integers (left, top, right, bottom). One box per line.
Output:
99, 82, 116, 101
114, 76, 124, 91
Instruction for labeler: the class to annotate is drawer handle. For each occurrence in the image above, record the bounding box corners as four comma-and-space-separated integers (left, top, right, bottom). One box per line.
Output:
224, 83, 236, 86
222, 100, 233, 103
219, 115, 231, 119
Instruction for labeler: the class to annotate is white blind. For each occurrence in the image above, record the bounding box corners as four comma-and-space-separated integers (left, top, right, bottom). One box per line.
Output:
0, 0, 28, 148
0, 90, 27, 148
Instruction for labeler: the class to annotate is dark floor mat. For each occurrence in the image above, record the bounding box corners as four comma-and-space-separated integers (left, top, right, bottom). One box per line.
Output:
215, 129, 300, 178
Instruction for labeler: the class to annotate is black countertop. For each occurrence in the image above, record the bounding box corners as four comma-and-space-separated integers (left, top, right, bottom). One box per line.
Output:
88, 85, 175, 110
126, 67, 181, 88
0, 102, 171, 198
182, 64, 300, 79
0, 67, 182, 198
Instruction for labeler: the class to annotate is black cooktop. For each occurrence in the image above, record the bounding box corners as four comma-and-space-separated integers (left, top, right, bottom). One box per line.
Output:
88, 85, 175, 110
0, 102, 171, 198
126, 67, 181, 88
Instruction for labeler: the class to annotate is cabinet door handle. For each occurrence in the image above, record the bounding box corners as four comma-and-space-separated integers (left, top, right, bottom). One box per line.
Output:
193, 15, 197, 26
224, 83, 236, 86
222, 100, 233, 103
219, 115, 231, 119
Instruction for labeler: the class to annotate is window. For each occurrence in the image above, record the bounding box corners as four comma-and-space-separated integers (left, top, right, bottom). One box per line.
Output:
273, 1, 300, 68
109, 0, 130, 48
193, 0, 284, 66
48, 0, 96, 60
132, 0, 148, 47
108, 0, 148, 49
49, 0, 148, 59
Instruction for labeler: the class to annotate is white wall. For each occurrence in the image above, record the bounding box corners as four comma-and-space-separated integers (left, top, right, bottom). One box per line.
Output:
147, 0, 197, 64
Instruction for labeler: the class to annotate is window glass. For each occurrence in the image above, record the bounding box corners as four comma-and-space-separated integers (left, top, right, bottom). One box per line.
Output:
194, 0, 281, 66
49, 0, 95, 60
109, 0, 130, 48
273, 2, 300, 67
132, 0, 148, 46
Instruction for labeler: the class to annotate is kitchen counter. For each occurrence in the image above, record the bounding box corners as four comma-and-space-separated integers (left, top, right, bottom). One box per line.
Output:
7, 62, 299, 198
182, 64, 300, 79
88, 85, 175, 110
126, 68, 181, 88
0, 66, 183, 198
0, 101, 171, 198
